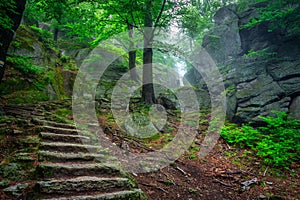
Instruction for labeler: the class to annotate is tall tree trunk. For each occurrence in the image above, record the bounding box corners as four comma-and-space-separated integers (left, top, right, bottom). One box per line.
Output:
128, 24, 139, 82
142, 0, 156, 105
0, 0, 27, 83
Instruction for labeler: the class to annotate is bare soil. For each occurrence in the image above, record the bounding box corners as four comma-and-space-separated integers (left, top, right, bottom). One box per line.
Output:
98, 111, 300, 200
135, 135, 300, 200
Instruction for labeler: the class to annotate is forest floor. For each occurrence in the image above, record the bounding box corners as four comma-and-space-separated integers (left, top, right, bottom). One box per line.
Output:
0, 102, 299, 200
135, 135, 300, 200
98, 109, 300, 200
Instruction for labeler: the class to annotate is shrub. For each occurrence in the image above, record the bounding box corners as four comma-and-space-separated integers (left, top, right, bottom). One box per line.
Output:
6, 55, 44, 75
221, 112, 300, 168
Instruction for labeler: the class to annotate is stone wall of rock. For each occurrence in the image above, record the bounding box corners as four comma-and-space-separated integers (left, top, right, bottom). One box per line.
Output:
8, 26, 57, 68
7, 26, 78, 100
185, 4, 300, 123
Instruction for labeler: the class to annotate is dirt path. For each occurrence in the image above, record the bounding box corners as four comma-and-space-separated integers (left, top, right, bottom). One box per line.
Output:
135, 137, 300, 200
1, 102, 299, 199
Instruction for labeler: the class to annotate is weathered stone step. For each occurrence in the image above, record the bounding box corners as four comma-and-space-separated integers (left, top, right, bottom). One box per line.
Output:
38, 151, 118, 163
42, 126, 79, 135
3, 109, 35, 118
42, 189, 144, 200
36, 163, 123, 179
35, 177, 131, 195
34, 119, 76, 129
40, 142, 108, 154
40, 132, 90, 144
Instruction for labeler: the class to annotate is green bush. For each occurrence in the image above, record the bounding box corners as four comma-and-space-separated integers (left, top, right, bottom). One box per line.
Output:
6, 55, 44, 75
221, 112, 300, 168
242, 48, 277, 60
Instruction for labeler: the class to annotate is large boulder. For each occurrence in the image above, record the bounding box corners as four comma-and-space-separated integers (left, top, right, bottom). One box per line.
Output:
185, 3, 300, 123
8, 26, 57, 68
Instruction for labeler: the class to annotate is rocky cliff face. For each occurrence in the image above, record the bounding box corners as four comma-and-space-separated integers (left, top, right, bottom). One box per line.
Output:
5, 26, 77, 100
8, 26, 56, 68
185, 4, 300, 123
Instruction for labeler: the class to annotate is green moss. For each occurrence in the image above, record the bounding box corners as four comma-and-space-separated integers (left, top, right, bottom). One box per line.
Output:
11, 26, 37, 51
0, 77, 31, 96
53, 108, 72, 119
0, 116, 14, 124
34, 164, 54, 179
225, 85, 236, 95
0, 163, 26, 182
0, 180, 10, 189
45, 67, 67, 100
5, 90, 49, 104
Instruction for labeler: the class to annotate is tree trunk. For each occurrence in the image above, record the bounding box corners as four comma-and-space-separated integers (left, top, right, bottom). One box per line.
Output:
142, 0, 156, 105
0, 0, 27, 83
128, 24, 139, 82
54, 28, 59, 42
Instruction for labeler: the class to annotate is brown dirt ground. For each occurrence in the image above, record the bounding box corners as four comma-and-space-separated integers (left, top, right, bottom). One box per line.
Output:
98, 112, 300, 200
135, 136, 300, 200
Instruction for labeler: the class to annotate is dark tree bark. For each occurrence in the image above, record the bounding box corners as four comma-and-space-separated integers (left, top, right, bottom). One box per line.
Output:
0, 0, 27, 83
128, 24, 140, 82
53, 27, 59, 42
142, 0, 156, 105
141, 0, 167, 104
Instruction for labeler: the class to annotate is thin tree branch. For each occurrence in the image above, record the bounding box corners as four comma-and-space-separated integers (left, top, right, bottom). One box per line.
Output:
154, 0, 167, 28
129, 0, 139, 28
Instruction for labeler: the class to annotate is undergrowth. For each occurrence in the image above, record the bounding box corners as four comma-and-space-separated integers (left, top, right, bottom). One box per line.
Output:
6, 55, 45, 76
221, 112, 300, 168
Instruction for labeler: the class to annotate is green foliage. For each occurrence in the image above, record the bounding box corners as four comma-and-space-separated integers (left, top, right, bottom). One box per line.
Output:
29, 25, 54, 48
5, 90, 49, 104
23, 0, 44, 25
239, 0, 300, 36
0, 163, 26, 181
0, 0, 16, 30
6, 55, 45, 75
225, 85, 236, 95
180, 0, 234, 45
180, 4, 212, 43
53, 108, 72, 119
242, 48, 277, 60
0, 69, 50, 104
44, 68, 67, 99
59, 55, 77, 70
221, 113, 300, 168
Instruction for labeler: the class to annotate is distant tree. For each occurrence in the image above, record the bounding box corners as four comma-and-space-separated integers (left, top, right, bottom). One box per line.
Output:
67, 0, 178, 104
0, 0, 27, 83
26, 0, 70, 42
180, 0, 233, 47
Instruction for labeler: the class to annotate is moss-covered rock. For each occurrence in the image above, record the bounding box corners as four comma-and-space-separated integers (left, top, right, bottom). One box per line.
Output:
8, 25, 56, 67
0, 163, 26, 181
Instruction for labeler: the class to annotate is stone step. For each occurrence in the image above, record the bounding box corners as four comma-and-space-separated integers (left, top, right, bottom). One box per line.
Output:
34, 119, 76, 129
31, 112, 45, 117
36, 163, 123, 179
38, 151, 118, 163
35, 176, 132, 196
40, 132, 90, 144
3, 110, 33, 118
42, 189, 144, 200
42, 126, 79, 135
40, 142, 108, 154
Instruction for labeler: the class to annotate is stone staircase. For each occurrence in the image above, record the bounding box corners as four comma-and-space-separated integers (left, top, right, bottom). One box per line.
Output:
2, 101, 145, 199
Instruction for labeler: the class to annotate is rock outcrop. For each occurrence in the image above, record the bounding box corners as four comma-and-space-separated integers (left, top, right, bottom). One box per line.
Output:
185, 4, 300, 123
8, 26, 56, 68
